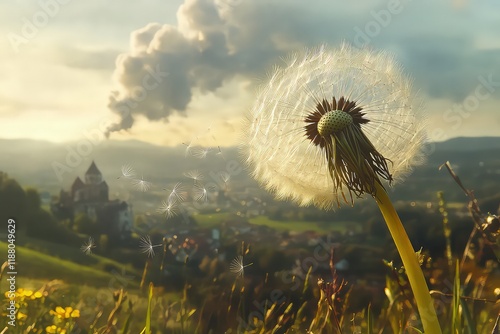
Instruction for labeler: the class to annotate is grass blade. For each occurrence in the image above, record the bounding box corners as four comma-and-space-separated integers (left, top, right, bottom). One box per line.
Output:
366, 304, 373, 334
145, 282, 153, 334
452, 261, 461, 334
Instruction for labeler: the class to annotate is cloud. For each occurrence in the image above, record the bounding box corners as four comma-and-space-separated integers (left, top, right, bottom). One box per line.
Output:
57, 46, 119, 71
105, 0, 358, 135
105, 0, 500, 136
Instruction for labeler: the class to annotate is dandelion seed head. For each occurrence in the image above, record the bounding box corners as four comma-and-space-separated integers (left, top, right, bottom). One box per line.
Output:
242, 43, 426, 210
317, 110, 353, 136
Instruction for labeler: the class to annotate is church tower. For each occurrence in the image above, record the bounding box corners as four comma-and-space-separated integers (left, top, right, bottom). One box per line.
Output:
85, 161, 103, 184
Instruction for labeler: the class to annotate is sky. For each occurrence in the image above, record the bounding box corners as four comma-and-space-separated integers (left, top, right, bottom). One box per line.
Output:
1, 0, 499, 147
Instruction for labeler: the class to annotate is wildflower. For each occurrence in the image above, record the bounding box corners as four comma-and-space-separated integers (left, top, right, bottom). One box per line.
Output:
139, 235, 162, 258
17, 311, 27, 320
50, 306, 79, 319
229, 255, 253, 278
242, 44, 441, 333
46, 325, 59, 333
80, 237, 96, 255
243, 43, 425, 209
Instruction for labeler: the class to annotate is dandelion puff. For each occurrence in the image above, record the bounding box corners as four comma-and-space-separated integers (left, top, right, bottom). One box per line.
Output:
242, 43, 426, 210
157, 198, 178, 219
118, 163, 136, 179
132, 174, 152, 192
80, 237, 96, 255
229, 255, 253, 278
184, 170, 204, 183
241, 43, 441, 333
139, 235, 162, 258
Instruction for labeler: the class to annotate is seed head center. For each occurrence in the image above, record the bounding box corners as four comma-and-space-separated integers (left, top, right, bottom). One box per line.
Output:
317, 110, 353, 136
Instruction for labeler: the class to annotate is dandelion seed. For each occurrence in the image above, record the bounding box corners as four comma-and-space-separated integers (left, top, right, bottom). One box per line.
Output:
157, 199, 178, 219
191, 147, 211, 159
139, 235, 162, 258
164, 182, 186, 202
80, 237, 96, 255
216, 145, 225, 160
184, 170, 204, 183
219, 171, 230, 189
182, 136, 199, 157
118, 163, 136, 179
229, 255, 253, 278
132, 175, 152, 192
193, 184, 209, 202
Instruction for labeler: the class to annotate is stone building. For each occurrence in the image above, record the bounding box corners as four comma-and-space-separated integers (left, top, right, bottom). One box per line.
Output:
53, 161, 132, 243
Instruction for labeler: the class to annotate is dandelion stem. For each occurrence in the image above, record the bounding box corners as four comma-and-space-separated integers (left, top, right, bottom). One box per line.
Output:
374, 181, 442, 334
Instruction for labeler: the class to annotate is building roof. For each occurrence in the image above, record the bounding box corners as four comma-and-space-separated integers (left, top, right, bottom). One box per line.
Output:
85, 161, 101, 176
71, 176, 84, 189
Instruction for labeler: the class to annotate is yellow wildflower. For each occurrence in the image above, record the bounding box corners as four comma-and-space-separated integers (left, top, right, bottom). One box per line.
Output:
70, 309, 80, 318
46, 325, 58, 333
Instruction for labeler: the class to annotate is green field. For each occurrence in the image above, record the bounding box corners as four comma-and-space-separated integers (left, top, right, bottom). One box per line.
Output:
248, 216, 356, 233
0, 241, 140, 289
193, 212, 357, 233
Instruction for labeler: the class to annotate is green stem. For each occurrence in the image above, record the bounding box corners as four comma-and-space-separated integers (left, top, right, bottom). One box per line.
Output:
374, 182, 442, 334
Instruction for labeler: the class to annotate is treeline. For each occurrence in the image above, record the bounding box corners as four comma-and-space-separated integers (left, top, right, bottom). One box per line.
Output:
0, 172, 80, 245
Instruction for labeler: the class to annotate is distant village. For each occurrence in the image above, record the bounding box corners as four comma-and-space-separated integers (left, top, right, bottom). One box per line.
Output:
48, 160, 483, 280
49, 161, 361, 273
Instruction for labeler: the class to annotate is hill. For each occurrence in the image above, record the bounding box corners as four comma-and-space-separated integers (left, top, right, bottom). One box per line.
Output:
0, 136, 499, 212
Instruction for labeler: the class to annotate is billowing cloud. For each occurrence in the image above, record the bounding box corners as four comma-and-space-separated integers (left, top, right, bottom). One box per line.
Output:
106, 0, 500, 136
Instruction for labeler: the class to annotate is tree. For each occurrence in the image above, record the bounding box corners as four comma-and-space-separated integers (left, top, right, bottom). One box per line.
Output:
74, 212, 99, 235
0, 172, 26, 224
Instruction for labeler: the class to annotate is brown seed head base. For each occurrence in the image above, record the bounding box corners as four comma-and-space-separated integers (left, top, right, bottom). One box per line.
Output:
304, 96, 393, 206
